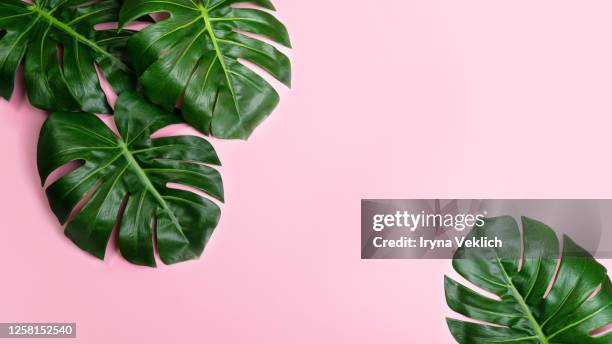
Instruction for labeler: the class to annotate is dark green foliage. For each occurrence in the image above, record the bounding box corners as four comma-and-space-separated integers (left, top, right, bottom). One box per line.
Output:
0, 0, 134, 113
120, 0, 291, 139
446, 217, 612, 343
38, 92, 223, 267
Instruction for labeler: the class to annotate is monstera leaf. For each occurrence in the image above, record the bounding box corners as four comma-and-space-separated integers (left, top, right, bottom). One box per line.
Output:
445, 217, 612, 343
0, 0, 134, 113
38, 92, 224, 267
119, 0, 292, 139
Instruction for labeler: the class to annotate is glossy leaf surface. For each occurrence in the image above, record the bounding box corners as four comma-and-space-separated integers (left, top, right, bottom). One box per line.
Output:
38, 92, 224, 267
0, 0, 134, 113
119, 0, 291, 139
446, 216, 612, 343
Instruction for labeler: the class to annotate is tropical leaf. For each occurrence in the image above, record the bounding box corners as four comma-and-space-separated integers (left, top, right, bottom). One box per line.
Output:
37, 92, 224, 267
119, 0, 292, 139
445, 216, 612, 343
0, 0, 134, 113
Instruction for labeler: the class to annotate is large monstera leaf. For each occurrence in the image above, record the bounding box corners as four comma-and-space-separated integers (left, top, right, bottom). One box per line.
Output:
445, 216, 612, 343
119, 0, 292, 139
38, 92, 224, 267
0, 0, 134, 113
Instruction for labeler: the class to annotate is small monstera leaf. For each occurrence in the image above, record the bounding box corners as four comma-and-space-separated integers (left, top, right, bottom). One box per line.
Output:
119, 0, 292, 139
0, 0, 134, 113
445, 216, 612, 343
38, 92, 224, 267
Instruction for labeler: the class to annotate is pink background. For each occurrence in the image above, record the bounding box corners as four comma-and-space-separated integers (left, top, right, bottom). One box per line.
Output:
1, 0, 612, 342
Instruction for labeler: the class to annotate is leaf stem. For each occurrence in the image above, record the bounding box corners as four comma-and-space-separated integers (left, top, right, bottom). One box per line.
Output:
198, 4, 238, 108
117, 140, 180, 228
28, 4, 129, 71
496, 259, 550, 344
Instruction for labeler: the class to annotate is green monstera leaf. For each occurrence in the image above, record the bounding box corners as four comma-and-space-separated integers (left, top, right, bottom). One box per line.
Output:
0, 0, 134, 113
445, 216, 612, 343
119, 0, 292, 139
38, 92, 224, 267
